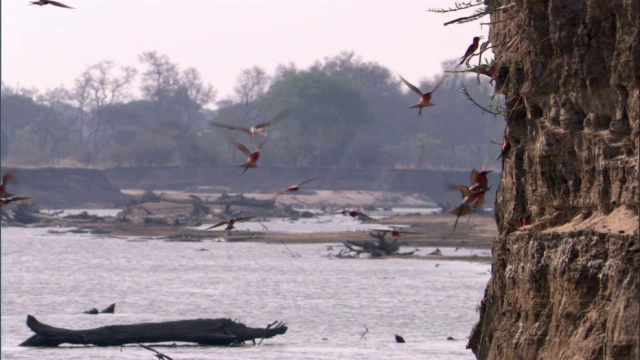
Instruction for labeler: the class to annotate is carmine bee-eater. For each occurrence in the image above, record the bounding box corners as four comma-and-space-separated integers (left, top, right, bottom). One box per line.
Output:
232, 140, 264, 174
0, 172, 16, 199
449, 185, 490, 231
0, 196, 31, 207
469, 167, 491, 193
370, 229, 420, 238
398, 73, 447, 115
210, 110, 290, 138
458, 36, 481, 66
519, 214, 532, 227
205, 216, 257, 235
275, 178, 317, 198
29, 0, 73, 8
337, 210, 379, 223
497, 135, 511, 160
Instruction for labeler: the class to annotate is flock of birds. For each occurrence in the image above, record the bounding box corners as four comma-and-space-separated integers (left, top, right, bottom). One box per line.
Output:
8, 4, 514, 236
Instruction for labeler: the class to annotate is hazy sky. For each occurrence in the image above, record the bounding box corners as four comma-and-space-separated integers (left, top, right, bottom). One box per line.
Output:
2, 0, 491, 103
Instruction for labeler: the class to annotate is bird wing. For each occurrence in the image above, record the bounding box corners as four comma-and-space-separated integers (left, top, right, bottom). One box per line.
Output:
235, 216, 257, 222
398, 74, 424, 96
471, 169, 481, 186
232, 141, 252, 157
429, 73, 448, 94
450, 184, 472, 199
210, 122, 250, 133
256, 109, 290, 129
1, 172, 15, 187
357, 212, 379, 222
293, 178, 317, 188
48, 0, 74, 8
205, 221, 228, 230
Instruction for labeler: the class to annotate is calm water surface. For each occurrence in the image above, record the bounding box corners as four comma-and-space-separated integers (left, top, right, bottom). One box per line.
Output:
1, 226, 489, 359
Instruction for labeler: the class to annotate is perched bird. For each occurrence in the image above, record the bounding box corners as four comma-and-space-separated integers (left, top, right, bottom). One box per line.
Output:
458, 36, 481, 66
497, 135, 511, 160
0, 172, 16, 199
232, 140, 264, 174
0, 196, 31, 207
205, 216, 257, 235
449, 185, 490, 231
210, 110, 290, 138
370, 229, 420, 238
138, 343, 174, 360
519, 214, 532, 227
398, 73, 447, 115
337, 210, 379, 223
275, 178, 317, 198
29, 0, 73, 8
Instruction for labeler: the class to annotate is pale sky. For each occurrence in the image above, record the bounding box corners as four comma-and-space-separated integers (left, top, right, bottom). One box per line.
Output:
2, 0, 491, 103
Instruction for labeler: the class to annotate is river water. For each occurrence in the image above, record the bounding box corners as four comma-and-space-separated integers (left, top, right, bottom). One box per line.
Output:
1, 225, 489, 359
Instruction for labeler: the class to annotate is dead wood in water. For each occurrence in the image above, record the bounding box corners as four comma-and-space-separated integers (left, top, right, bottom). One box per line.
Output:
338, 232, 414, 258
19, 315, 287, 347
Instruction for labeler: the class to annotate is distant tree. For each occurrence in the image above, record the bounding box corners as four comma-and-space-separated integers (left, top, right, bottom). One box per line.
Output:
81, 60, 137, 162
262, 70, 375, 167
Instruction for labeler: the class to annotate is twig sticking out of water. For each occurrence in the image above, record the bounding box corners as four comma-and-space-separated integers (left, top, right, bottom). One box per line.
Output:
258, 321, 283, 345
138, 343, 174, 360
280, 241, 301, 257
360, 325, 369, 340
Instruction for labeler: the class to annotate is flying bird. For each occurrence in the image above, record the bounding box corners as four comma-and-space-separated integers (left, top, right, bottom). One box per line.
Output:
398, 73, 447, 115
497, 135, 511, 160
337, 210, 379, 223
0, 172, 16, 199
205, 216, 257, 235
29, 0, 74, 8
0, 196, 31, 207
458, 36, 481, 66
232, 140, 264, 174
469, 168, 491, 193
210, 110, 290, 138
370, 229, 420, 238
449, 185, 490, 231
275, 178, 317, 198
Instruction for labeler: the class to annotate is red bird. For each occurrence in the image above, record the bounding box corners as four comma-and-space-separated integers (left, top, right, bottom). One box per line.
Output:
0, 196, 31, 207
519, 214, 532, 227
497, 135, 511, 160
210, 110, 289, 138
0, 172, 16, 199
275, 178, 317, 198
232, 140, 264, 174
469, 168, 491, 193
337, 210, 379, 223
205, 216, 257, 235
370, 229, 420, 238
29, 0, 73, 8
449, 185, 490, 231
398, 73, 447, 115
459, 36, 481, 66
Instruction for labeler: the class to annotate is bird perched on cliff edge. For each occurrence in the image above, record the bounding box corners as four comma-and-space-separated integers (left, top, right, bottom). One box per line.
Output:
398, 73, 448, 115
29, 0, 74, 8
497, 135, 511, 160
210, 110, 290, 138
458, 36, 482, 66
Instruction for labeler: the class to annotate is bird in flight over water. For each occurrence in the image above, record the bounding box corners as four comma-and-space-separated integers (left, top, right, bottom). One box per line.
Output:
210, 110, 290, 138
398, 73, 447, 115
29, 0, 74, 9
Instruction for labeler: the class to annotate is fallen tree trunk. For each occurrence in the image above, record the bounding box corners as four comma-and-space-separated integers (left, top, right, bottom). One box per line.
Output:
20, 315, 287, 347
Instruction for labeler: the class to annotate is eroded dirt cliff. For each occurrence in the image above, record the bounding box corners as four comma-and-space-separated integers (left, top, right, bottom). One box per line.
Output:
468, 0, 639, 359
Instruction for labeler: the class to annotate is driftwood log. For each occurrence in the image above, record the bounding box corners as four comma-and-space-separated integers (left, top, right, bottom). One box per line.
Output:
20, 315, 287, 347
338, 232, 414, 258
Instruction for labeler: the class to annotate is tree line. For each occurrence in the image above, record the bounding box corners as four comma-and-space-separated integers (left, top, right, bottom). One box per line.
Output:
1, 50, 504, 170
